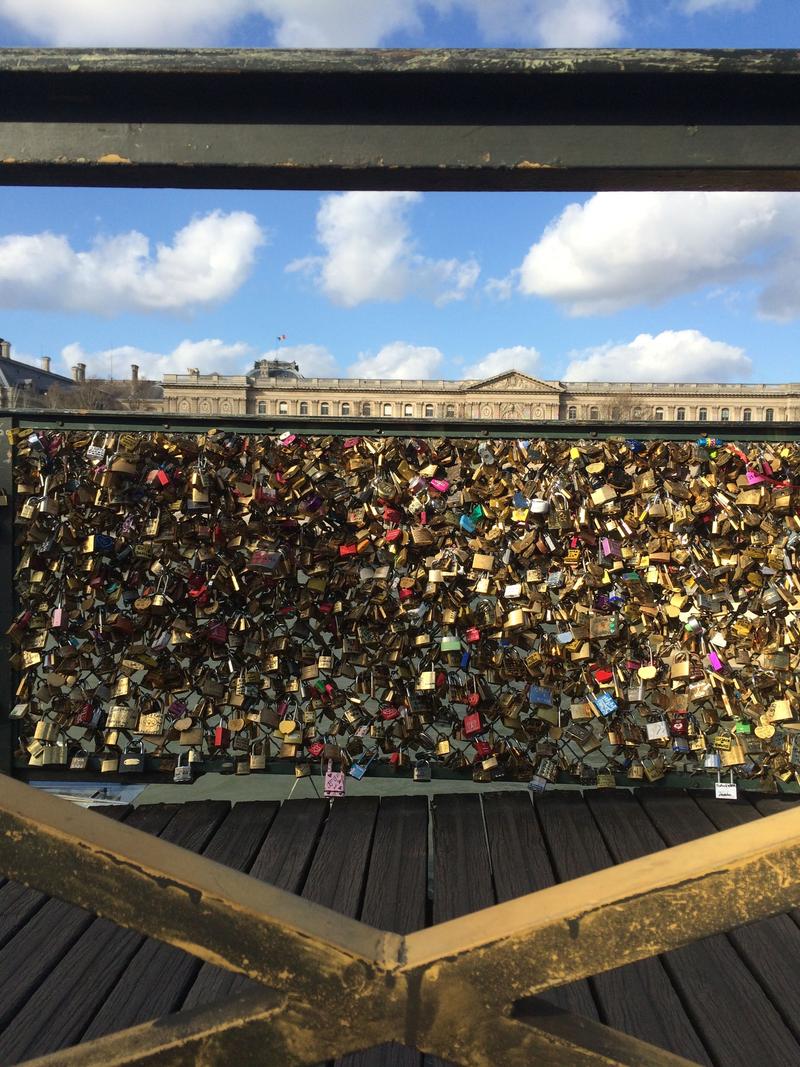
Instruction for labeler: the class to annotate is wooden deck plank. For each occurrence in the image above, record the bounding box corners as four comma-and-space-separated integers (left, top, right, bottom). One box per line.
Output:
77, 802, 231, 1041
184, 797, 331, 1011
302, 796, 379, 916
425, 793, 496, 1067
0, 803, 224, 1064
80, 802, 276, 1043
0, 802, 180, 1062
627, 790, 800, 1066
339, 796, 429, 1067
482, 791, 599, 1021
431, 794, 494, 924
536, 791, 710, 1064
645, 790, 800, 1054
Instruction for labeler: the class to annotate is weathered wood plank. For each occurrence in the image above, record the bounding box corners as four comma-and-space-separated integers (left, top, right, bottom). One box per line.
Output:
80, 802, 271, 1043
535, 792, 708, 1063
183, 797, 329, 1010
482, 791, 598, 1020
339, 796, 429, 1067
302, 797, 379, 916
644, 791, 800, 1055
0, 804, 182, 1064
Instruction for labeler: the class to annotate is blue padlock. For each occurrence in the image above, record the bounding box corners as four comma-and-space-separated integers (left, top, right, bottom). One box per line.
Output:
460, 650, 471, 670
349, 753, 376, 780
459, 514, 477, 534
592, 692, 618, 716
529, 684, 553, 707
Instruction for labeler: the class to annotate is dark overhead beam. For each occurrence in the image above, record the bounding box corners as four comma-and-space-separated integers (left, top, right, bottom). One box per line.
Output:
0, 48, 799, 191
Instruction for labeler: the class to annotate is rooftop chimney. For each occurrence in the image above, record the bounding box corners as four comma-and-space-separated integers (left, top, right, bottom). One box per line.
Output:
40, 356, 51, 373
131, 364, 139, 383
72, 363, 86, 383
0, 339, 10, 361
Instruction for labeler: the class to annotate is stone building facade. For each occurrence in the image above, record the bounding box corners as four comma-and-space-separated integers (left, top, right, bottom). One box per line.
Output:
162, 360, 799, 423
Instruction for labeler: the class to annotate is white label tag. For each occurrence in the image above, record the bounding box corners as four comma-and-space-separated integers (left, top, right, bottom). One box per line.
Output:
715, 782, 738, 800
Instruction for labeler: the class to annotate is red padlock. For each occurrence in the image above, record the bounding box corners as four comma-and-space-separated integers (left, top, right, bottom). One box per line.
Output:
671, 717, 689, 737
381, 705, 400, 721
214, 720, 231, 748
463, 711, 483, 738
593, 667, 613, 683
307, 740, 325, 758
465, 627, 481, 643
339, 543, 358, 557
473, 740, 493, 758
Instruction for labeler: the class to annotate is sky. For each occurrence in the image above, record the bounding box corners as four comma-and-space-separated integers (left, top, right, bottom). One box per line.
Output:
0, 1, 798, 385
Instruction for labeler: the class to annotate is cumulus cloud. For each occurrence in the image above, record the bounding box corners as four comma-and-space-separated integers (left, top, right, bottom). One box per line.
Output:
288, 192, 479, 308
0, 211, 265, 315
464, 345, 542, 379
562, 330, 752, 383
349, 342, 445, 380
0, 0, 629, 46
518, 191, 800, 319
60, 338, 257, 380
457, 0, 627, 46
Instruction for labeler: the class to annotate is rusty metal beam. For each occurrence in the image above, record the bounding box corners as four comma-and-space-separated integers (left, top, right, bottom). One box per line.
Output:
1, 48, 799, 191
420, 1002, 701, 1067
0, 777, 400, 1001
401, 801, 800, 1008
21, 991, 398, 1067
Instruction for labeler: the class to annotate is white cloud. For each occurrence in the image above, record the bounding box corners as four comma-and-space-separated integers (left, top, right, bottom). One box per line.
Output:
679, 0, 758, 13
458, 0, 627, 46
348, 342, 444, 380
0, 211, 265, 315
258, 343, 337, 377
288, 192, 479, 308
518, 191, 800, 319
0, 0, 628, 46
60, 338, 256, 380
563, 330, 752, 382
465, 345, 542, 379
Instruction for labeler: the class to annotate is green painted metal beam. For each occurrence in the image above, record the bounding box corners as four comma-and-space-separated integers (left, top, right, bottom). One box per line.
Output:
1, 49, 800, 191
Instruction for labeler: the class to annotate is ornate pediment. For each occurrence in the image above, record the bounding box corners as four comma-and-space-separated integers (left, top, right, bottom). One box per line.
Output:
462, 370, 562, 393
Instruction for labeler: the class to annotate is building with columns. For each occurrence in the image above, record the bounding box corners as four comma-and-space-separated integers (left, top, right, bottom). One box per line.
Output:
162, 360, 799, 423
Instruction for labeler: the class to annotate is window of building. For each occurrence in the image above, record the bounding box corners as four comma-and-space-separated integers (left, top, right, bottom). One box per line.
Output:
257, 401, 266, 414
404, 403, 413, 416
445, 404, 455, 418
320, 402, 329, 415
567, 406, 577, 420
383, 403, 392, 416
720, 407, 730, 421
299, 401, 308, 415
589, 406, 599, 420
278, 401, 288, 414
676, 407, 686, 421
362, 402, 371, 416
742, 408, 752, 422
654, 407, 664, 421
765, 407, 774, 422
424, 404, 434, 417
698, 407, 707, 421
341, 402, 350, 416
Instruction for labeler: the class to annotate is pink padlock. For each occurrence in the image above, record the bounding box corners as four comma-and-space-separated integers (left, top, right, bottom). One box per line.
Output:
708, 650, 724, 672
430, 478, 450, 493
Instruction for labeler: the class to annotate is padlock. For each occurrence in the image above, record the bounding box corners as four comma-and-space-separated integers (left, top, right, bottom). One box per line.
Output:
173, 752, 193, 784
119, 740, 147, 774
324, 759, 346, 797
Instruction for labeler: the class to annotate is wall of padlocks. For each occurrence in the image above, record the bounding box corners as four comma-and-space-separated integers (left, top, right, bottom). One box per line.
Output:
8, 427, 800, 787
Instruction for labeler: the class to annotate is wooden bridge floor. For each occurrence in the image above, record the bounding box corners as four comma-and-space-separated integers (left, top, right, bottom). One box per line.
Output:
0, 789, 799, 1066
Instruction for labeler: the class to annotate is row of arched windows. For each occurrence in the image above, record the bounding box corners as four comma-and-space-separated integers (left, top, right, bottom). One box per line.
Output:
256, 400, 449, 417
566, 405, 774, 422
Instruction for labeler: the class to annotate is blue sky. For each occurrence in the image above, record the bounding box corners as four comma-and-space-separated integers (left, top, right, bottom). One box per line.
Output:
0, 0, 798, 385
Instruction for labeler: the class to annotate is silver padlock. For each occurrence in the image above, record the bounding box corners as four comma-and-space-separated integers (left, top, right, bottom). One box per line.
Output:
412, 758, 431, 783
173, 752, 193, 784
